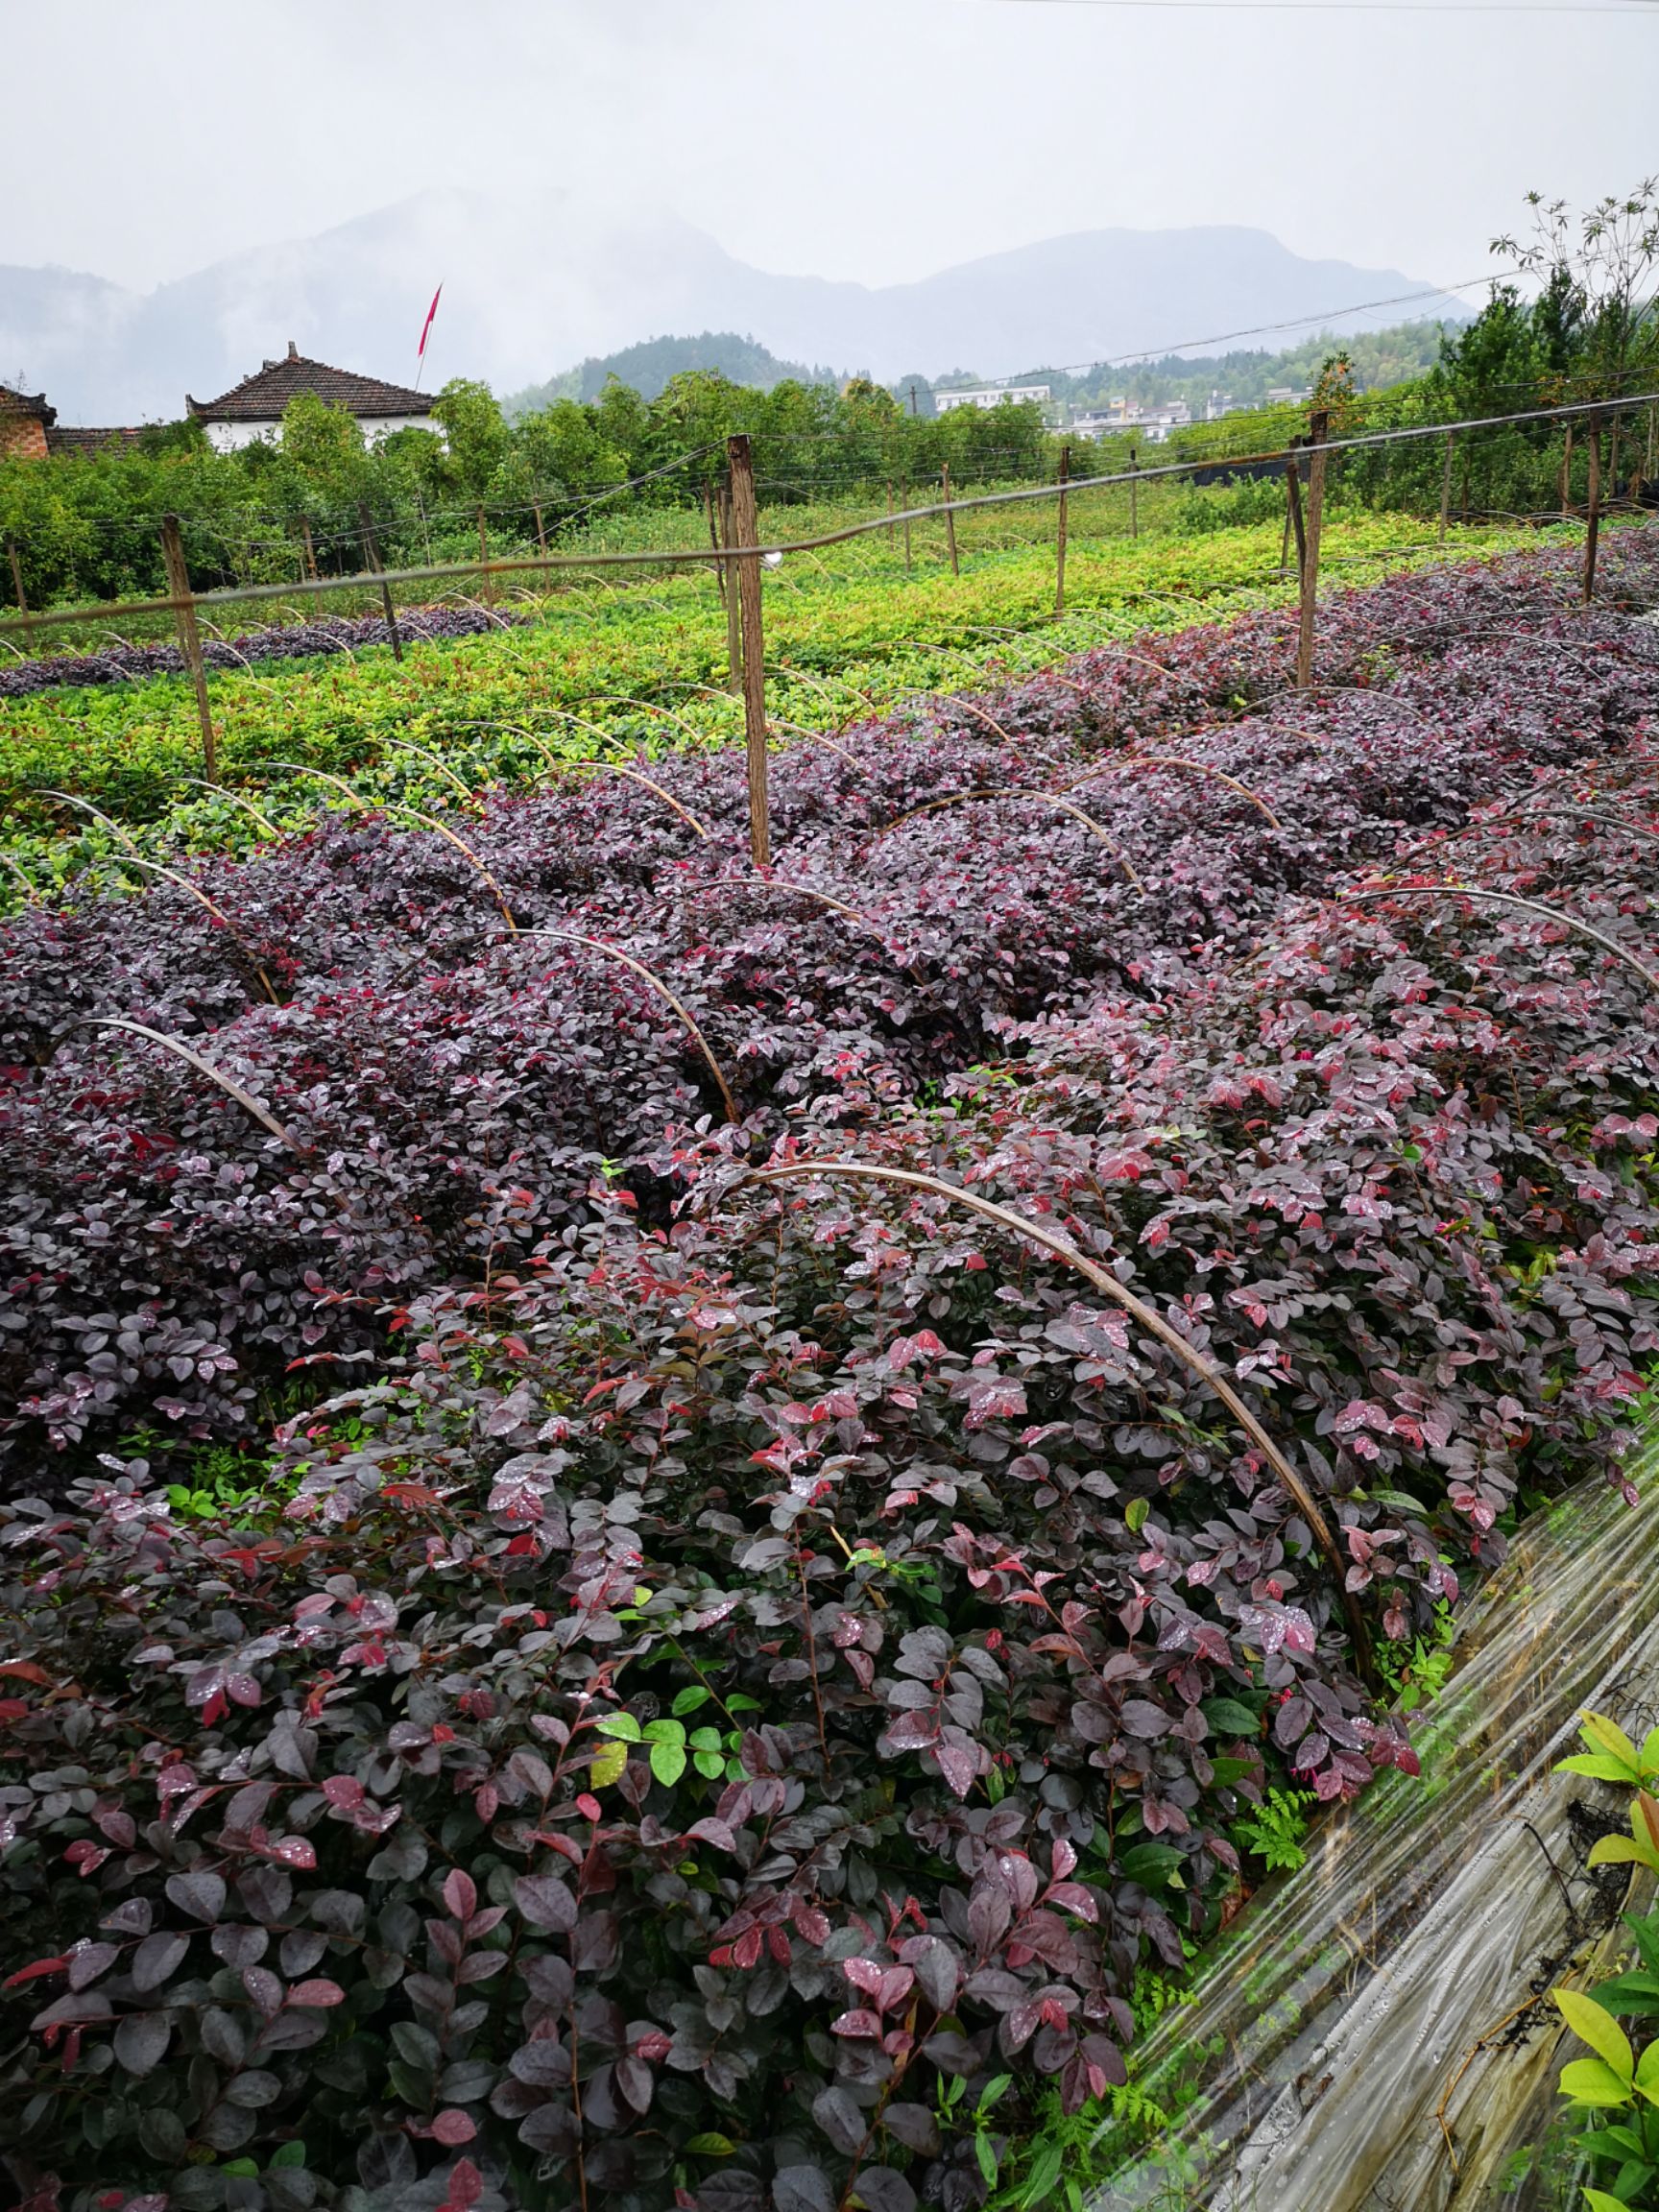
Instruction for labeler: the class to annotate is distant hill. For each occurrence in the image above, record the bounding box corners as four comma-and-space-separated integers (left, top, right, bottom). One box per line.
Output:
0, 187, 1477, 424
507, 331, 841, 415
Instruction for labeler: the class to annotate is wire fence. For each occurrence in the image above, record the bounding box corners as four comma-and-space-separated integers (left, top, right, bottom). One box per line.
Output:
3, 386, 1654, 658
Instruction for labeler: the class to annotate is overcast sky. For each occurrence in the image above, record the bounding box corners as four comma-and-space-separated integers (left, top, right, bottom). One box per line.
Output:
9, 0, 1657, 305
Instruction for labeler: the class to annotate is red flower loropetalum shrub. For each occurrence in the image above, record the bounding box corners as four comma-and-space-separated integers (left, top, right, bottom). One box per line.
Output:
2, 784, 1657, 2205
4, 537, 1659, 1476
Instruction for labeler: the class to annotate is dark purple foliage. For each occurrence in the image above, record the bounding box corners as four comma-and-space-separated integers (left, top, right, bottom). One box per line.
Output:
0, 534, 1657, 2209
0, 604, 527, 700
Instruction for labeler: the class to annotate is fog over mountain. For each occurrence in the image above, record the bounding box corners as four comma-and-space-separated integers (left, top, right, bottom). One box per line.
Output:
0, 187, 1473, 424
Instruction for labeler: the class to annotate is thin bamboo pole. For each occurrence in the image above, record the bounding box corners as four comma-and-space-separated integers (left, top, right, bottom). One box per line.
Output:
727, 434, 770, 867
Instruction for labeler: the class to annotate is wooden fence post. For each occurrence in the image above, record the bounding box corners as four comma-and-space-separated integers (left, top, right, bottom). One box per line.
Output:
533, 497, 548, 557
1560, 421, 1574, 517
1609, 411, 1622, 505
476, 505, 493, 606
718, 477, 743, 694
1279, 464, 1294, 574
704, 480, 725, 607
1129, 444, 1140, 541
1439, 431, 1455, 544
160, 512, 217, 777
1054, 444, 1070, 615
886, 478, 896, 549
1584, 413, 1602, 604
902, 476, 912, 573
6, 537, 33, 649
726, 433, 770, 867
1284, 448, 1308, 581
301, 516, 319, 579
1294, 408, 1329, 691
358, 502, 403, 662
941, 462, 959, 576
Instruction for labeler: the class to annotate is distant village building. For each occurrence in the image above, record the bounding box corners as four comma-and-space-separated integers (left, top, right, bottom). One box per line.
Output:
1070, 397, 1193, 445
0, 382, 144, 458
933, 381, 1052, 416
186, 343, 440, 453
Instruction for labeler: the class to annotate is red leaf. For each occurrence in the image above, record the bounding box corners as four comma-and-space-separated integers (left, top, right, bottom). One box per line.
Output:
430, 2108, 477, 2147
439, 2160, 484, 2212
443, 1869, 477, 1921
287, 1978, 346, 2008
3, 1957, 66, 1988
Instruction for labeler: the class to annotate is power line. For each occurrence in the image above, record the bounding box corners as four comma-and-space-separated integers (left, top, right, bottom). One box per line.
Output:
954, 274, 1518, 387
976, 0, 1654, 12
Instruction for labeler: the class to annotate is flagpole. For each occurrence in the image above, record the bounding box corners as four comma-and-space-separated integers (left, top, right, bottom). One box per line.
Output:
416, 282, 443, 392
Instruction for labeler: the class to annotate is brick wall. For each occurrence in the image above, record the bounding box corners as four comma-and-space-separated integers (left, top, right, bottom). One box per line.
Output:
0, 411, 50, 461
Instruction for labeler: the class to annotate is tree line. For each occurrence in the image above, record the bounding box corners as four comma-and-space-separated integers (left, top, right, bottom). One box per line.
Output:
0, 373, 1052, 613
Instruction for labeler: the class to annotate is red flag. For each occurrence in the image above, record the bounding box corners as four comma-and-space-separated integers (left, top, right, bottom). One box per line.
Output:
417, 284, 443, 369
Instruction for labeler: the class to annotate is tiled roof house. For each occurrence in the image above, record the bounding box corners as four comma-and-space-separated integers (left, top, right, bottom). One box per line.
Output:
0, 385, 54, 460
2, 383, 148, 460
186, 342, 441, 452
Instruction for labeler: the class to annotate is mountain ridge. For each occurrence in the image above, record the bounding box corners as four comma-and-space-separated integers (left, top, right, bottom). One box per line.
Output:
1, 189, 1473, 424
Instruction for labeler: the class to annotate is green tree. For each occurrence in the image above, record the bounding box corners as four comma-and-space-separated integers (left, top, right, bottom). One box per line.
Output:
430, 377, 511, 501
278, 393, 369, 497
512, 400, 628, 511
1495, 180, 1659, 398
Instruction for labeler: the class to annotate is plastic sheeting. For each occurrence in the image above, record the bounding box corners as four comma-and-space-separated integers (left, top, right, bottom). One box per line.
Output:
1095, 1432, 1659, 2212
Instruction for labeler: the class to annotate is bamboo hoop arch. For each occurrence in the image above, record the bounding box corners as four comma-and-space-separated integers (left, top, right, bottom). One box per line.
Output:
559, 760, 711, 840
1337, 883, 1659, 999
179, 779, 283, 840
267, 761, 363, 809
744, 1157, 1367, 1669
1065, 755, 1284, 831
766, 714, 867, 771
269, 766, 517, 932
1445, 804, 1659, 854
1240, 685, 1435, 733
540, 705, 636, 755
381, 733, 477, 805
1071, 641, 1217, 703
36, 792, 276, 997
510, 928, 737, 1122
0, 847, 40, 901
661, 677, 868, 773
383, 806, 517, 934
600, 694, 709, 747
108, 857, 280, 1005
38, 788, 144, 856
758, 663, 882, 731
863, 786, 1145, 892
899, 680, 1017, 749
73, 1017, 304, 1154
664, 874, 884, 936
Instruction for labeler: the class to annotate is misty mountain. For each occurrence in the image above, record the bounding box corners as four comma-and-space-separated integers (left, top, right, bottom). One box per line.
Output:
0, 188, 1472, 425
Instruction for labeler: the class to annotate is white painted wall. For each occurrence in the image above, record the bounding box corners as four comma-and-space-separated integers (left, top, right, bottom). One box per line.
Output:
933, 385, 1051, 416
203, 413, 443, 454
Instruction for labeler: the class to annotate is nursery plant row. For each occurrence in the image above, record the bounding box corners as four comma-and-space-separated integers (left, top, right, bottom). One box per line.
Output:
0, 525, 1656, 2211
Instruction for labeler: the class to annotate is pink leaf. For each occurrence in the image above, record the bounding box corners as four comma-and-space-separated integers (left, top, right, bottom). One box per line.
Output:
287, 1978, 346, 2008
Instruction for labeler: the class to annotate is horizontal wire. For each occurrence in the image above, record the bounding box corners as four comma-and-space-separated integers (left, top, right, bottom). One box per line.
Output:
3, 383, 1647, 639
